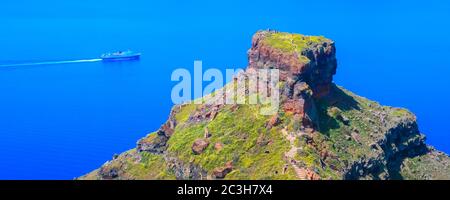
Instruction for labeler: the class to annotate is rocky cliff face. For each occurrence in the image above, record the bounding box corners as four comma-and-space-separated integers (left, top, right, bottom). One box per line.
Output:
248, 31, 337, 98
79, 31, 450, 180
248, 31, 337, 129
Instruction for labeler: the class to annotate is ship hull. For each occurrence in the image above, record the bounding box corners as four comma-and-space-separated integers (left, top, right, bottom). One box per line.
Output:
101, 54, 140, 62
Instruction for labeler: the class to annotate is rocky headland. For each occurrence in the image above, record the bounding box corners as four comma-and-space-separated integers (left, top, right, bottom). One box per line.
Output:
79, 31, 450, 180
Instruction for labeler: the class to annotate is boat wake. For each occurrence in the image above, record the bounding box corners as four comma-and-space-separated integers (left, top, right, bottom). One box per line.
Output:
0, 58, 102, 68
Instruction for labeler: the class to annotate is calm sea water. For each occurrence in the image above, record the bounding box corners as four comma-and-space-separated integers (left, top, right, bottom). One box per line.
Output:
1, 1, 449, 179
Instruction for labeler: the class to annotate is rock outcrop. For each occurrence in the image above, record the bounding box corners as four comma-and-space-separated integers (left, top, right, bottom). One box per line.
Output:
192, 139, 209, 155
248, 31, 337, 129
212, 161, 233, 179
79, 31, 450, 180
248, 31, 337, 98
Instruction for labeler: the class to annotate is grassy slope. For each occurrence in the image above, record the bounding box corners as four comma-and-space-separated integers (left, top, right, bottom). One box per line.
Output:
400, 151, 450, 180
262, 32, 329, 63
168, 104, 297, 179
81, 84, 431, 180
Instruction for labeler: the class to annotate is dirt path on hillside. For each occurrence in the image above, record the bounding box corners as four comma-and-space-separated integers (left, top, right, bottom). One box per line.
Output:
281, 128, 308, 180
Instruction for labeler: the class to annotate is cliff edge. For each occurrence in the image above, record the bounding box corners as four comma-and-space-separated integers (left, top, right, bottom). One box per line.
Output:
79, 31, 450, 180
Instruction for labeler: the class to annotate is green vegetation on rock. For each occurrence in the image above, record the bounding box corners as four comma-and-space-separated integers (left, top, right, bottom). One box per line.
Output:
167, 104, 297, 179
79, 31, 450, 180
261, 32, 330, 63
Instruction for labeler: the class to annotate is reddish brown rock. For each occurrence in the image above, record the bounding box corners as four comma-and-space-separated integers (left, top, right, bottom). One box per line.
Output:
212, 161, 233, 179
248, 30, 336, 98
188, 104, 223, 123
214, 142, 223, 151
283, 99, 306, 116
305, 169, 321, 180
267, 114, 281, 128
192, 139, 209, 155
159, 122, 174, 137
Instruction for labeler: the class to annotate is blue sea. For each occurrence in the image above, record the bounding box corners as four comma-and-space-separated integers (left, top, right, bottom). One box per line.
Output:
0, 0, 449, 179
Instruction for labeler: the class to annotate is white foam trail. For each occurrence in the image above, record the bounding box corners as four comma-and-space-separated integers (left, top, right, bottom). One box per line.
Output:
0, 58, 102, 68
